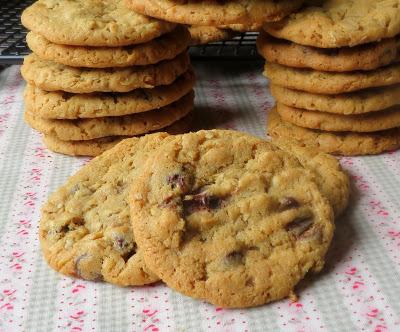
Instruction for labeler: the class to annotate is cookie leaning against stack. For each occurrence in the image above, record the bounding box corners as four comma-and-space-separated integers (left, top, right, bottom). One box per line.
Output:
129, 130, 345, 307
39, 129, 348, 306
21, 0, 194, 156
125, 0, 302, 44
257, 0, 400, 155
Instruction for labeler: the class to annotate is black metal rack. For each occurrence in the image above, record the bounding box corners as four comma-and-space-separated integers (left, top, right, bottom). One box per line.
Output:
0, 0, 32, 64
0, 0, 260, 65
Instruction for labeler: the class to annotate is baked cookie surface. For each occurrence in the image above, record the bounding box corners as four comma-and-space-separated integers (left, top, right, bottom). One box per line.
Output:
268, 108, 400, 156
42, 112, 194, 156
21, 52, 190, 93
274, 140, 349, 216
125, 0, 303, 26
188, 26, 237, 45
24, 69, 195, 119
264, 0, 400, 48
257, 32, 400, 72
130, 130, 334, 308
22, 0, 176, 46
264, 62, 400, 94
271, 84, 400, 115
276, 103, 400, 133
24, 92, 194, 140
39, 133, 179, 286
26, 27, 190, 68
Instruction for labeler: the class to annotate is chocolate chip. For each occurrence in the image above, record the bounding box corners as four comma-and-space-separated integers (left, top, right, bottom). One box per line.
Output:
183, 193, 222, 215
159, 195, 179, 208
62, 92, 73, 100
114, 236, 127, 250
224, 251, 244, 266
279, 197, 300, 211
167, 173, 187, 190
115, 180, 126, 194
122, 249, 136, 263
74, 254, 103, 281
285, 217, 314, 237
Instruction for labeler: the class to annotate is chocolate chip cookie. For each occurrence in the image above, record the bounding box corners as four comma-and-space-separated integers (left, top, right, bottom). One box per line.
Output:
130, 130, 334, 308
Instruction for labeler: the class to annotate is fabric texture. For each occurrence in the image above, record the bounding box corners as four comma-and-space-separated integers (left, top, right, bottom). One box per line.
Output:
0, 63, 399, 331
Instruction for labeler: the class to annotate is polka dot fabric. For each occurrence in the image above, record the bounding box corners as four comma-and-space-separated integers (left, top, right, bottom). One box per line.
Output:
1, 64, 399, 330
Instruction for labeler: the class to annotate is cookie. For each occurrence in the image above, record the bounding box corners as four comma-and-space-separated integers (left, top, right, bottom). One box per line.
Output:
189, 26, 237, 46
130, 130, 334, 308
21, 0, 176, 47
264, 62, 400, 94
24, 69, 195, 119
39, 132, 185, 286
276, 103, 400, 133
257, 32, 400, 72
273, 139, 349, 216
271, 84, 400, 115
26, 26, 190, 68
226, 23, 262, 32
268, 108, 400, 155
25, 91, 194, 140
43, 136, 124, 157
21, 52, 190, 93
125, 0, 303, 26
42, 112, 194, 156
264, 0, 400, 48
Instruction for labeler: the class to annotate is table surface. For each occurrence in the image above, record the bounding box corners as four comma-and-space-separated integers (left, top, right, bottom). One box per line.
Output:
0, 62, 400, 332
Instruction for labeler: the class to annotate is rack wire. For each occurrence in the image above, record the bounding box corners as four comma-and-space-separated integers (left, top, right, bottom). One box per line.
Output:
0, 0, 260, 65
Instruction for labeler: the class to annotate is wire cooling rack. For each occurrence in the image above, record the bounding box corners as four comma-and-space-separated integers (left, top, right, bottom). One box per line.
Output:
0, 0, 260, 65
0, 0, 31, 64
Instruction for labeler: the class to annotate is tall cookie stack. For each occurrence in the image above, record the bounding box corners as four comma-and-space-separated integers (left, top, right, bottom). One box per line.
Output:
258, 0, 400, 156
20, 0, 194, 156
125, 0, 304, 45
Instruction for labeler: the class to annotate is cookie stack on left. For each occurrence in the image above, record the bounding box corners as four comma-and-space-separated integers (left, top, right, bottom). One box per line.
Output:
21, 0, 194, 156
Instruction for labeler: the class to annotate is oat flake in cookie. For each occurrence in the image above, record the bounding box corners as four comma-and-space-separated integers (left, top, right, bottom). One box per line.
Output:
39, 133, 181, 286
130, 130, 334, 308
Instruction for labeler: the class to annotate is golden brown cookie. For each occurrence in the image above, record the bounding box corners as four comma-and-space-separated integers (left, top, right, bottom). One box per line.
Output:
21, 0, 176, 46
264, 0, 400, 48
42, 112, 194, 156
21, 52, 190, 93
267, 108, 400, 155
257, 32, 400, 72
125, 0, 304, 26
264, 62, 400, 94
188, 26, 237, 45
130, 129, 334, 308
26, 27, 190, 68
39, 133, 180, 286
270, 84, 400, 115
276, 103, 400, 133
24, 92, 194, 140
24, 69, 195, 119
273, 139, 349, 217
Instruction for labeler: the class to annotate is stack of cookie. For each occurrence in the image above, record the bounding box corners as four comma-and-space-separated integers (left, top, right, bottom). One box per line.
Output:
39, 129, 349, 307
125, 0, 304, 45
20, 0, 194, 156
258, 0, 400, 155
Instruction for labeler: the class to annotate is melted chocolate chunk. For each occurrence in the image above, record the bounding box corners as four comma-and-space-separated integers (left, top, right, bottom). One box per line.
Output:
183, 193, 222, 215
167, 173, 187, 190
122, 249, 136, 263
224, 251, 244, 266
159, 195, 179, 208
279, 197, 300, 211
74, 254, 103, 281
285, 217, 314, 237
